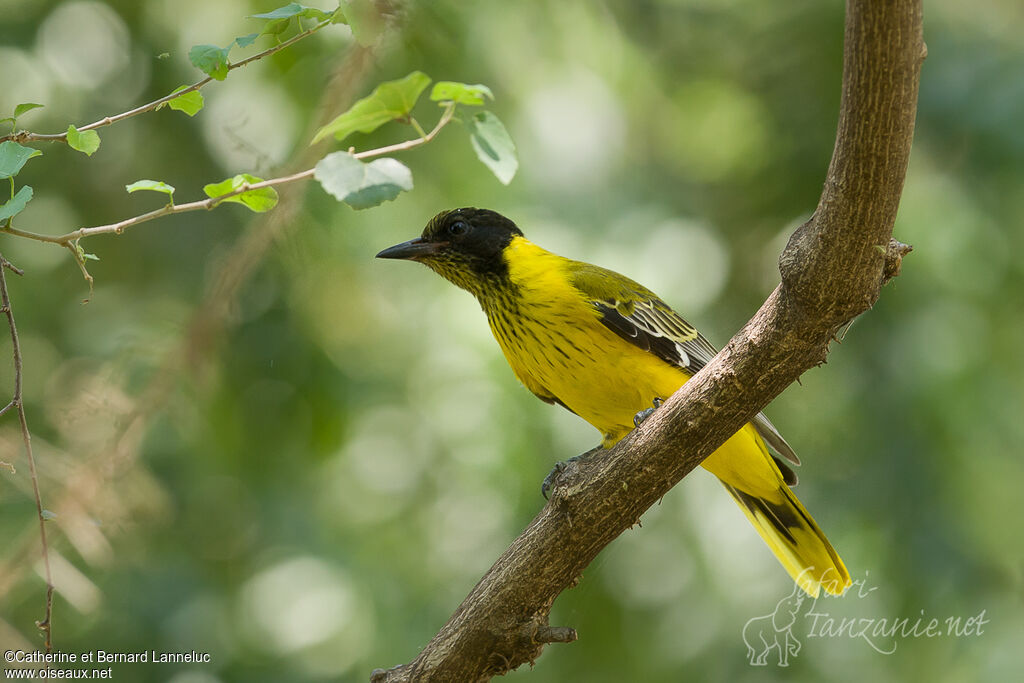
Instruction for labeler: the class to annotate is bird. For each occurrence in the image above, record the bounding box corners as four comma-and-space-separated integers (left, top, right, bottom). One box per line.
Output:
377, 207, 850, 597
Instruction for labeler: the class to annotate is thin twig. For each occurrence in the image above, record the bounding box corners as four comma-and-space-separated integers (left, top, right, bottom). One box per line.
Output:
0, 17, 337, 145
0, 252, 55, 653
0, 28, 379, 657
65, 243, 95, 302
0, 43, 380, 615
1, 103, 456, 247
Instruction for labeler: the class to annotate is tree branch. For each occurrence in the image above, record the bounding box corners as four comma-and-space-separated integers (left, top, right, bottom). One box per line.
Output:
1, 103, 456, 247
0, 41, 381, 645
370, 1, 924, 681
0, 253, 55, 653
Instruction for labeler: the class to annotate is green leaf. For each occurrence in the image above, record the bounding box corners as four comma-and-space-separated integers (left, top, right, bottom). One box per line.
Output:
73, 243, 99, 262
260, 18, 292, 36
312, 71, 431, 144
466, 111, 517, 185
13, 103, 44, 118
430, 82, 493, 106
203, 173, 278, 212
0, 141, 42, 179
301, 5, 333, 21
250, 2, 308, 19
66, 125, 101, 156
234, 32, 259, 48
165, 86, 205, 116
0, 186, 33, 222
314, 152, 413, 210
189, 44, 231, 80
249, 3, 331, 21
126, 179, 176, 201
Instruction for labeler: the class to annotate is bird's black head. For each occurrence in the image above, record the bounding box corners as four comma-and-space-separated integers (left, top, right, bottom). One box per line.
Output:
376, 208, 524, 294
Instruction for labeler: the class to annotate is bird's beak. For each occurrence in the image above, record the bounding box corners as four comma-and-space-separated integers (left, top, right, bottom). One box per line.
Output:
375, 237, 446, 261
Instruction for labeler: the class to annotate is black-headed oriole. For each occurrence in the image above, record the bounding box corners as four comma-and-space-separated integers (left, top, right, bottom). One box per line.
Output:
378, 208, 850, 597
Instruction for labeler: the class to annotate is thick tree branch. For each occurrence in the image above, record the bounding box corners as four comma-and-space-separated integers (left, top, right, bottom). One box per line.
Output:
372, 1, 923, 681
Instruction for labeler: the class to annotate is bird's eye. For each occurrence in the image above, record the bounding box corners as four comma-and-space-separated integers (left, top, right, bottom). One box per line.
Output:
448, 220, 468, 236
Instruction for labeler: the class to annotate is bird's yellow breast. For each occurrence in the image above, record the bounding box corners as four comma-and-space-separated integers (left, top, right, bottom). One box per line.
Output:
481, 237, 691, 445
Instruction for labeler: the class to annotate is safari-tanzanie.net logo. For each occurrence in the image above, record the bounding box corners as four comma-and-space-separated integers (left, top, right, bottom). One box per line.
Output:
741, 569, 988, 666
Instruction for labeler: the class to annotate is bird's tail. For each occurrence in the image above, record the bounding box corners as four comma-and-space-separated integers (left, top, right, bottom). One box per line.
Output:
705, 425, 850, 598
720, 479, 850, 597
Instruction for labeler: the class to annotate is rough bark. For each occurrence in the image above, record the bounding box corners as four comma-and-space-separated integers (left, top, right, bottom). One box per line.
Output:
372, 1, 924, 680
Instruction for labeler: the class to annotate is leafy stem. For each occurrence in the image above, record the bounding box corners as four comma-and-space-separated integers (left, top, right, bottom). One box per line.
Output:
1, 103, 456, 250
409, 117, 429, 140
0, 15, 336, 145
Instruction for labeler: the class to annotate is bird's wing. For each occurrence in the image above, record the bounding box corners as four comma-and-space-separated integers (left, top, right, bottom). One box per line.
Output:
567, 261, 801, 470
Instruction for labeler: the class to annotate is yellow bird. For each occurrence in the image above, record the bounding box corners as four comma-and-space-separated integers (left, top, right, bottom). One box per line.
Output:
378, 208, 850, 597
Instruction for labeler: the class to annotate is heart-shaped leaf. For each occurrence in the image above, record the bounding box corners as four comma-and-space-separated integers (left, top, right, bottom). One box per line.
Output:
249, 3, 332, 21
234, 33, 258, 48
430, 82, 493, 106
312, 71, 431, 144
67, 125, 101, 156
203, 173, 278, 212
126, 179, 176, 202
314, 152, 413, 209
466, 111, 517, 185
0, 185, 33, 222
163, 86, 205, 116
189, 44, 231, 80
0, 141, 42, 179
13, 103, 44, 119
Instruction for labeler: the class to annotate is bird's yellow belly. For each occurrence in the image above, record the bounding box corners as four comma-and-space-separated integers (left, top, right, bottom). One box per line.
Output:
490, 307, 782, 499
489, 302, 691, 446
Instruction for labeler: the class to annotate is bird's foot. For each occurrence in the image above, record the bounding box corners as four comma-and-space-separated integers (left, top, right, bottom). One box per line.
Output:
633, 397, 664, 428
541, 446, 602, 499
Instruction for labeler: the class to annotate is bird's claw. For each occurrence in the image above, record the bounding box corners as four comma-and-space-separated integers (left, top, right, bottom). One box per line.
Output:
542, 399, 662, 499
633, 397, 664, 428
541, 447, 602, 499
542, 457, 579, 499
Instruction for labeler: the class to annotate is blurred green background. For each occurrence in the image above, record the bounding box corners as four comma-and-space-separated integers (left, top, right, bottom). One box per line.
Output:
1, 0, 1022, 681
